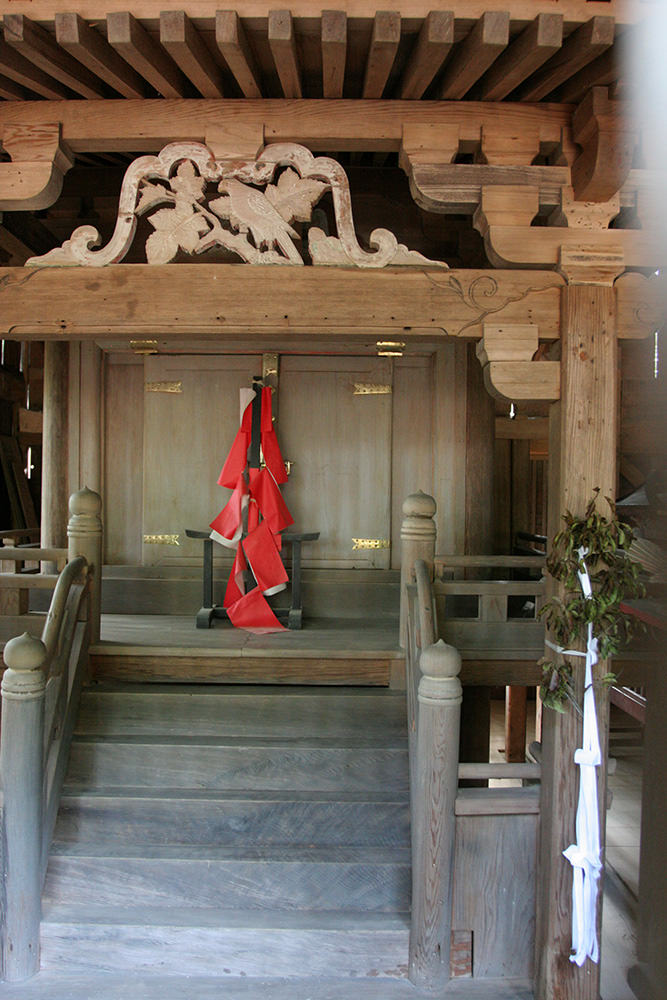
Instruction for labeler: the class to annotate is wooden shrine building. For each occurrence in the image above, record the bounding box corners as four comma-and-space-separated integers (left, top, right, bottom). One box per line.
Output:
0, 2, 664, 999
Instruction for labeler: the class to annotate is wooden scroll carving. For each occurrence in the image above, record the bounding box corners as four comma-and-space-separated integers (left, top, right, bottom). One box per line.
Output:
26, 141, 446, 270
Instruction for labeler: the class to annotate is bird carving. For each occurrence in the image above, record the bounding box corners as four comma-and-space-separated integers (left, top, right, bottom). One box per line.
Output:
211, 179, 303, 263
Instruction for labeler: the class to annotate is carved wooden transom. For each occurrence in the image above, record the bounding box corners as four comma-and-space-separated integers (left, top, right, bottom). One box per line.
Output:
26, 142, 447, 271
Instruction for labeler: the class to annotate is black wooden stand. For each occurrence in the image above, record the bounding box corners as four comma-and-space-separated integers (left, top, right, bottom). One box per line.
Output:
185, 529, 319, 630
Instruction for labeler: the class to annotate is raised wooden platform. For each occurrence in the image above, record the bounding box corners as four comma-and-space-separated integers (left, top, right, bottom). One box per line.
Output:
90, 615, 404, 686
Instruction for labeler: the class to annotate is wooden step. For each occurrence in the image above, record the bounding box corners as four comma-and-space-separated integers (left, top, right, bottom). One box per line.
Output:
40, 906, 410, 979
44, 845, 412, 912
54, 790, 410, 848
65, 737, 409, 793
74, 686, 409, 739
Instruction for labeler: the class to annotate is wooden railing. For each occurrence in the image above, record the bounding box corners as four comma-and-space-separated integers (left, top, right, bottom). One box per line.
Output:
402, 492, 543, 989
0, 487, 102, 983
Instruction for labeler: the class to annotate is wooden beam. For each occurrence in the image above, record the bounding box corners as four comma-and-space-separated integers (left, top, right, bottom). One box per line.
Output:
557, 41, 621, 104
438, 11, 509, 100
516, 15, 615, 102
160, 10, 225, 99
321, 10, 346, 100
362, 11, 400, 100
0, 122, 74, 212
496, 416, 549, 440
0, 99, 575, 155
106, 11, 188, 98
0, 73, 30, 101
3, 14, 108, 99
0, 3, 642, 28
475, 13, 563, 101
0, 37, 71, 100
268, 9, 302, 99
482, 361, 561, 402
215, 11, 261, 99
0, 264, 563, 341
54, 12, 147, 99
399, 10, 453, 100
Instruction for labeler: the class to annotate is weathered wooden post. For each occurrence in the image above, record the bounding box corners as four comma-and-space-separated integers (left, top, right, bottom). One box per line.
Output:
67, 487, 103, 643
409, 638, 462, 989
400, 491, 437, 648
1, 633, 47, 982
41, 341, 69, 573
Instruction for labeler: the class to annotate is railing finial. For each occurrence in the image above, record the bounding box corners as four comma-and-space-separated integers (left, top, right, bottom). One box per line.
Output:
400, 491, 437, 648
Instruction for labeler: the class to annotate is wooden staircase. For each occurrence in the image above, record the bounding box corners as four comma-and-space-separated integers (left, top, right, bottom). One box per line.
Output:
40, 683, 412, 982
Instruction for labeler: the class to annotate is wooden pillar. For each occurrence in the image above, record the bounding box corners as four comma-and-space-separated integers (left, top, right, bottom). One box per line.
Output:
79, 343, 103, 494
409, 638, 462, 989
535, 253, 621, 1000
41, 341, 69, 561
461, 342, 495, 768
399, 491, 436, 648
1, 632, 47, 982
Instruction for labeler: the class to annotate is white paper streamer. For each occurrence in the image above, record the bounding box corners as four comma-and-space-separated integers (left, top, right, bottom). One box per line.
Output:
559, 546, 603, 966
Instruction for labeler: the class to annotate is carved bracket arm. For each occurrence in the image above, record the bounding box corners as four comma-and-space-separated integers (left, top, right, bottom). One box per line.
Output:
476, 323, 560, 401
0, 123, 74, 212
571, 87, 638, 203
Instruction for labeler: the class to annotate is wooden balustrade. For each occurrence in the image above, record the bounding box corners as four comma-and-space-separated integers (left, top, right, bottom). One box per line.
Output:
402, 494, 544, 988
0, 487, 102, 982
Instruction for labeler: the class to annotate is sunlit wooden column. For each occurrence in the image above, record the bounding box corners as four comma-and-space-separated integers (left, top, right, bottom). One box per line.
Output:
535, 249, 622, 1000
41, 341, 69, 564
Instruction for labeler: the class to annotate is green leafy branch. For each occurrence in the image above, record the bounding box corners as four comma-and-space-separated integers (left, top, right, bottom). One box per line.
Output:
538, 490, 646, 712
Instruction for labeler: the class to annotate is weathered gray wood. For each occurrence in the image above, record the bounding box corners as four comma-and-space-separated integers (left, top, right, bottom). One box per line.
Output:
453, 812, 538, 979
44, 846, 411, 911
66, 488, 103, 644
41, 342, 69, 573
65, 740, 408, 793
40, 908, 410, 979
1, 633, 47, 981
0, 968, 536, 998
409, 640, 462, 989
399, 492, 436, 647
74, 687, 408, 739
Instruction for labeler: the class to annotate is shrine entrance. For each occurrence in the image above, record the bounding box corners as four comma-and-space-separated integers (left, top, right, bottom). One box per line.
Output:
105, 349, 435, 579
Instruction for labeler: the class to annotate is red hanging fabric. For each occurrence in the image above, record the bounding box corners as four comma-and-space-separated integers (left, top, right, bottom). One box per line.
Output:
226, 587, 286, 634
211, 385, 293, 631
242, 520, 288, 596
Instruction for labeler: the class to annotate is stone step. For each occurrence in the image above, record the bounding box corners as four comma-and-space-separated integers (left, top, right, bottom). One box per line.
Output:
65, 737, 408, 792
40, 906, 410, 980
54, 790, 410, 848
44, 845, 411, 912
75, 685, 408, 739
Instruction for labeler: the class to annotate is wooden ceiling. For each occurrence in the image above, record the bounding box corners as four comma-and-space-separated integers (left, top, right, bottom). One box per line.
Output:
0, 3, 633, 108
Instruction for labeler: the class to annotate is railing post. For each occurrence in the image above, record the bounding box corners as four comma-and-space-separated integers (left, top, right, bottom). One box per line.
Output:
400, 491, 436, 648
409, 638, 462, 989
67, 487, 103, 643
1, 633, 47, 982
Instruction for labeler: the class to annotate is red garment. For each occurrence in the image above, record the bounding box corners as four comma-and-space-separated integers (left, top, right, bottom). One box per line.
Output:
242, 520, 288, 596
217, 389, 288, 488
226, 587, 286, 634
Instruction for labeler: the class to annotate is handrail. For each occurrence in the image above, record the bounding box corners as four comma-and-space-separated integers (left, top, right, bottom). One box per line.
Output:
402, 494, 544, 990
0, 488, 102, 983
0, 547, 68, 563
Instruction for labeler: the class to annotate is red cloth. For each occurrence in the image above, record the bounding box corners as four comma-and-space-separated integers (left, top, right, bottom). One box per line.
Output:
248, 467, 293, 534
242, 520, 288, 596
209, 474, 248, 548
223, 544, 247, 608
226, 587, 286, 633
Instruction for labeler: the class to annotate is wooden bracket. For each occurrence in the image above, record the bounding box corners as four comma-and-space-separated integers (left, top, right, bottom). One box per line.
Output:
204, 123, 265, 161
571, 87, 637, 202
0, 122, 73, 211
558, 244, 625, 286
476, 324, 560, 401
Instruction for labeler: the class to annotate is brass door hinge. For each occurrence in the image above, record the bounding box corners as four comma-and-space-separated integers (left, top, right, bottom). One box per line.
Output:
143, 534, 180, 545
145, 381, 182, 394
352, 538, 390, 550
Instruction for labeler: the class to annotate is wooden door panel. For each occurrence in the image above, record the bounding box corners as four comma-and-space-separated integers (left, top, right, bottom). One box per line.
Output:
142, 355, 260, 565
279, 356, 392, 568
